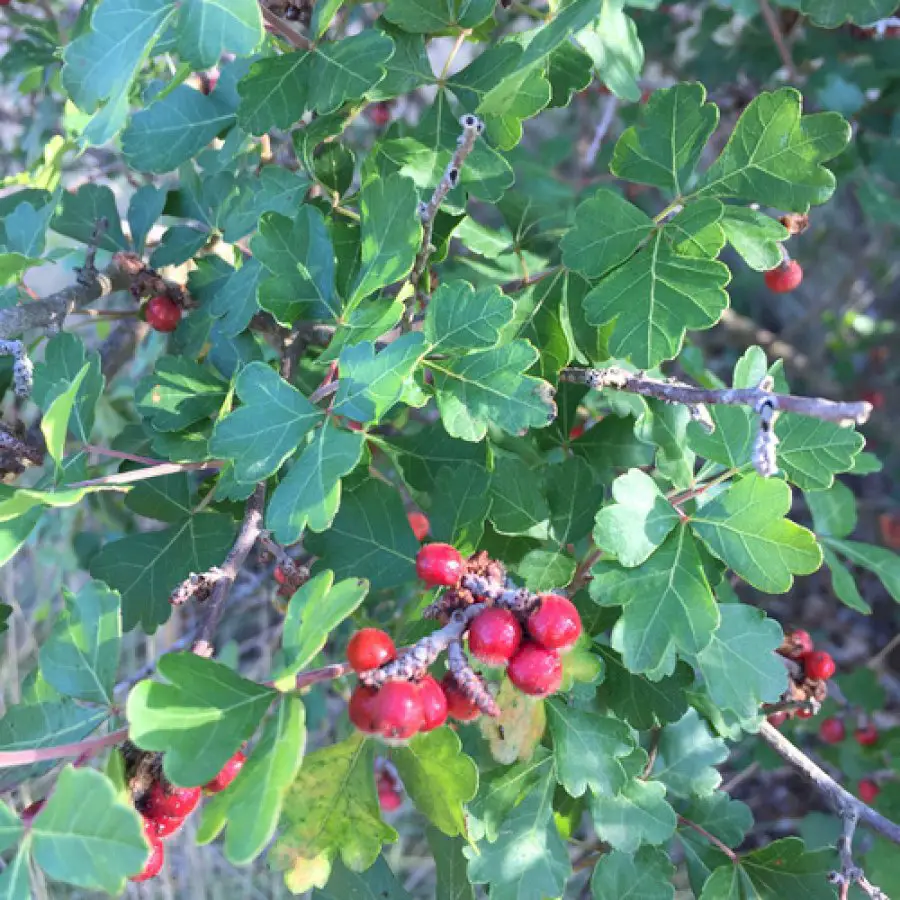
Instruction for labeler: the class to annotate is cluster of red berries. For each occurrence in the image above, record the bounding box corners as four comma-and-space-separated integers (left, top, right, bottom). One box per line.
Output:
144, 295, 182, 333
818, 717, 881, 803
768, 630, 836, 726
764, 259, 803, 293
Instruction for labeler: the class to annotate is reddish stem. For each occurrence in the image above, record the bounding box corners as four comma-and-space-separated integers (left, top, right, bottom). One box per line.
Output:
0, 727, 128, 769
678, 815, 739, 862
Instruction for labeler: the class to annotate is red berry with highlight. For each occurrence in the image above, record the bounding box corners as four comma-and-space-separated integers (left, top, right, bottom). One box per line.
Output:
767, 711, 788, 727
855, 724, 879, 747
527, 594, 582, 652
468, 607, 522, 666
417, 675, 448, 731
145, 295, 182, 332
416, 543, 464, 587
376, 680, 424, 742
819, 717, 845, 744
349, 684, 381, 734
788, 629, 814, 657
858, 779, 880, 804
142, 781, 201, 820
147, 814, 184, 838
440, 673, 480, 722
764, 260, 803, 293
378, 785, 403, 811
507, 642, 563, 697
569, 423, 585, 440
347, 628, 397, 673
407, 511, 430, 542
803, 650, 836, 681
204, 750, 246, 793
131, 820, 165, 882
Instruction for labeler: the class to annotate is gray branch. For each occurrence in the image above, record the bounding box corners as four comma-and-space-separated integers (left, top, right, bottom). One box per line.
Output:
829, 807, 890, 899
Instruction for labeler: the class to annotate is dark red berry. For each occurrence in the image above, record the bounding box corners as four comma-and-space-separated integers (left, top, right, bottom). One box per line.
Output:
131, 820, 165, 882
787, 629, 814, 658
21, 800, 44, 825
376, 680, 424, 742
142, 782, 201, 820
507, 642, 563, 697
407, 511, 430, 542
145, 295, 181, 332
415, 543, 464, 587
767, 711, 788, 727
204, 750, 246, 793
417, 675, 448, 731
858, 778, 880, 804
347, 628, 396, 673
274, 566, 287, 585
803, 650, 836, 681
378, 785, 402, 811
348, 684, 381, 734
468, 607, 522, 666
527, 594, 582, 652
200, 70, 218, 95
146, 814, 184, 838
855, 724, 879, 747
819, 717, 845, 744
764, 260, 803, 293
568, 423, 585, 440
440, 673, 480, 722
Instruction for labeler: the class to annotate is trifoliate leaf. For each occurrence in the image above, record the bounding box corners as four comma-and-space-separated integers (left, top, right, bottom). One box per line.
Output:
799, 0, 896, 27
663, 199, 726, 259
774, 415, 865, 491
177, 0, 262, 70
576, 1, 643, 102
423, 281, 513, 353
383, 0, 494, 32
720, 207, 789, 272
822, 538, 900, 603
652, 709, 727, 798
428, 462, 492, 554
135, 356, 228, 432
590, 778, 677, 854
591, 847, 675, 900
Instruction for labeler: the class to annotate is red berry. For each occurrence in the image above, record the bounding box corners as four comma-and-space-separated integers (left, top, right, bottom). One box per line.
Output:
858, 779, 880, 804
204, 750, 246, 793
855, 724, 879, 747
200, 70, 219, 95
796, 706, 814, 719
142, 781, 201, 820
146, 814, 184, 838
803, 650, 836, 681
819, 717, 846, 744
568, 423, 585, 440
527, 594, 582, 652
349, 684, 381, 733
274, 566, 287, 585
787, 629, 815, 657
347, 628, 397, 673
368, 101, 392, 127
378, 785, 402, 811
415, 543, 464, 587
375, 680, 424, 742
767, 711, 788, 727
764, 260, 803, 293
417, 675, 449, 731
468, 607, 522, 666
440, 673, 480, 722
21, 799, 44, 825
407, 511, 430, 542
507, 642, 563, 697
131, 820, 165, 882
145, 295, 181, 332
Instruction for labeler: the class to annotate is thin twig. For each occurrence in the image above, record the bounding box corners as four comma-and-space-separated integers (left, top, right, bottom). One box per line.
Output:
582, 94, 620, 168
758, 0, 798, 81
678, 815, 739, 863
81, 444, 171, 466
66, 460, 221, 489
829, 807, 890, 899
261, 6, 313, 49
0, 727, 128, 769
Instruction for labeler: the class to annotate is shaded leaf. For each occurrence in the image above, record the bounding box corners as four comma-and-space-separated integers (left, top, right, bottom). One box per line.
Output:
592, 847, 675, 900
590, 778, 676, 854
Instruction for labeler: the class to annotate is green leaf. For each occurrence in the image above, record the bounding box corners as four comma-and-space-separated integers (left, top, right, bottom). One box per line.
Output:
821, 546, 870, 614
423, 281, 513, 353
4, 197, 55, 257
428, 462, 492, 554
51, 184, 128, 251
690, 475, 822, 593
210, 362, 322, 482
38, 581, 120, 705
89, 512, 237, 631
178, 0, 262, 70
804, 480, 857, 539
822, 538, 900, 603
127, 652, 276, 786
273, 734, 397, 893
0, 252, 43, 285
31, 766, 147, 893
652, 709, 727, 798
560, 188, 654, 280
695, 88, 851, 212
277, 571, 368, 679
392, 728, 478, 837
267, 421, 365, 544
720, 207, 789, 272
0, 802, 22, 854
311, 31, 395, 114
577, 1, 643, 102
590, 778, 676, 854
593, 469, 680, 567
0, 486, 115, 524
427, 828, 475, 900
547, 456, 603, 546
0, 838, 30, 900
583, 232, 730, 369
611, 82, 718, 194
314, 857, 411, 900
663, 199, 725, 259
774, 416, 864, 491
516, 549, 576, 592
693, 604, 786, 720
383, 0, 494, 32
127, 184, 167, 254
591, 525, 719, 679
236, 51, 310, 134
219, 167, 312, 243
799, 0, 896, 27
135, 356, 228, 432
592, 847, 675, 900
489, 458, 550, 538
41, 363, 89, 465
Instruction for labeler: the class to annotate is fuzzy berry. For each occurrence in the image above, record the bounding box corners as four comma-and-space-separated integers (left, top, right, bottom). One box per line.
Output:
376, 680, 424, 742
855, 724, 879, 747
131, 820, 165, 882
407, 511, 430, 542
803, 650, 836, 681
527, 594, 582, 652
204, 750, 246, 793
819, 717, 845, 744
145, 295, 181, 332
468, 607, 522, 667
507, 642, 563, 697
416, 543, 464, 587
347, 628, 397, 673
417, 675, 449, 731
767, 711, 788, 727
440, 673, 480, 722
21, 799, 44, 825
786, 629, 815, 658
858, 779, 880, 804
146, 814, 184, 838
764, 260, 803, 293
348, 684, 381, 734
142, 781, 201, 820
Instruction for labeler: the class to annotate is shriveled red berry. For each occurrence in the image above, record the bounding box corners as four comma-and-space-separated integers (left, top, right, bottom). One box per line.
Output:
417, 675, 448, 731
855, 724, 879, 747
787, 629, 814, 658
507, 642, 563, 697
21, 799, 44, 825
142, 781, 201, 820
204, 750, 246, 793
416, 543, 464, 587
858, 778, 880, 804
145, 295, 182, 332
376, 680, 424, 742
468, 607, 522, 666
767, 711, 788, 727
347, 628, 397, 673
527, 594, 582, 652
407, 511, 430, 542
819, 717, 845, 744
803, 650, 836, 681
146, 813, 184, 838
440, 673, 480, 722
764, 260, 803, 293
349, 684, 381, 734
131, 820, 165, 882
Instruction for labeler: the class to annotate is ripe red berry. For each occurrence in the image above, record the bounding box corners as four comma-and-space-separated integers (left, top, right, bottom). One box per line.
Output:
348, 684, 381, 734
131, 820, 165, 882
803, 650, 836, 681
787, 629, 815, 657
368, 101, 392, 127
347, 628, 397, 673
204, 750, 246, 793
274, 565, 287, 585
764, 260, 803, 293
819, 717, 846, 744
795, 706, 814, 719
21, 799, 44, 825
415, 543, 464, 587
146, 813, 184, 838
142, 781, 201, 820
507, 642, 563, 697
417, 675, 449, 731
858, 778, 880, 804
527, 594, 582, 652
378, 784, 403, 811
855, 724, 879, 747
407, 511, 430, 542
468, 607, 522, 666
375, 680, 424, 742
440, 673, 480, 722
568, 423, 585, 440
767, 711, 788, 727
145, 295, 182, 332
